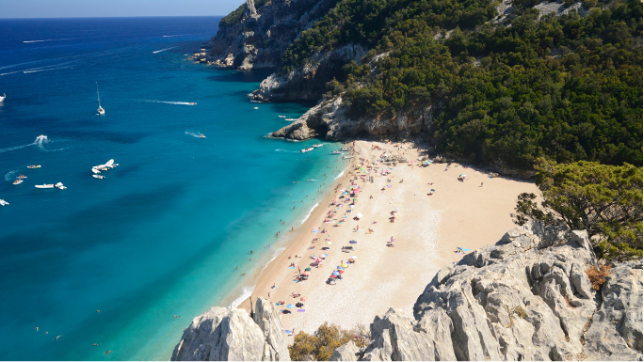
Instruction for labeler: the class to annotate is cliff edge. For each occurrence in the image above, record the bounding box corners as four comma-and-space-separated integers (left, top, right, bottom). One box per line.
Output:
171, 221, 643, 361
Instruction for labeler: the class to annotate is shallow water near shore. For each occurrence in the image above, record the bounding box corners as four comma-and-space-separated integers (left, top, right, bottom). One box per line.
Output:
0, 17, 343, 360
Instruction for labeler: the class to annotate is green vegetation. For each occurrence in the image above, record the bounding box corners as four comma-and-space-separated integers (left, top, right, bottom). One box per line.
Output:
219, 4, 246, 27
288, 322, 369, 361
279, 0, 642, 169
512, 158, 642, 261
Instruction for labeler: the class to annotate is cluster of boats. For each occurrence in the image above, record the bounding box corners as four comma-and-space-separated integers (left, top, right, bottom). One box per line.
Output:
91, 159, 118, 179
330, 147, 354, 159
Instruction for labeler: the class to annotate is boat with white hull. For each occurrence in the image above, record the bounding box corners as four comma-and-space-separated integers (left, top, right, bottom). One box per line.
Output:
93, 175, 105, 179
343, 155, 354, 159
0, 93, 5, 102
96, 82, 105, 115
55, 182, 67, 190
301, 147, 314, 153
35, 184, 55, 189
0, 199, 9, 206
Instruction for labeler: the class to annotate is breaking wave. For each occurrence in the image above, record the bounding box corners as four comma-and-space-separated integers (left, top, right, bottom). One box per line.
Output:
141, 100, 196, 106
230, 286, 255, 309
301, 202, 319, 224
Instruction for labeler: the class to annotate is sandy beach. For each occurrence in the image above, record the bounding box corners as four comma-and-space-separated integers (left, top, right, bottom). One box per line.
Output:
234, 140, 539, 337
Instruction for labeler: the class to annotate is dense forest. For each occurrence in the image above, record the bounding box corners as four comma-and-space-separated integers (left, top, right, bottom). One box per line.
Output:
277, 0, 642, 170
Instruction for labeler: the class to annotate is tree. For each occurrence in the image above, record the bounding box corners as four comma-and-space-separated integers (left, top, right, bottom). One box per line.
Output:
512, 158, 643, 261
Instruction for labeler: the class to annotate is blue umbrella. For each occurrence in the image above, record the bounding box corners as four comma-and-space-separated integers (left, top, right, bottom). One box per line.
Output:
337, 266, 344, 270
349, 240, 357, 244
287, 304, 294, 308
332, 271, 339, 276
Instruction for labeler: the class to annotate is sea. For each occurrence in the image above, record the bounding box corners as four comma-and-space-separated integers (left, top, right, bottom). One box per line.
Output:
0, 17, 345, 360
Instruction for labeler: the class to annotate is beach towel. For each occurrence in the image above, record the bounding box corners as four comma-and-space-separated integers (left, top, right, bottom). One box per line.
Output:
285, 330, 293, 334
297, 309, 306, 312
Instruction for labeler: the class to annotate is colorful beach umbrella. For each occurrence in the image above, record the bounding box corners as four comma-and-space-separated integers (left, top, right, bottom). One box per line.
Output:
304, 267, 312, 271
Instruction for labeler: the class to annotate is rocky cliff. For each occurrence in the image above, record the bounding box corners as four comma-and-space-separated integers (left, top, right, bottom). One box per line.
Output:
204, 0, 339, 71
171, 298, 290, 361
270, 95, 434, 141
171, 221, 643, 361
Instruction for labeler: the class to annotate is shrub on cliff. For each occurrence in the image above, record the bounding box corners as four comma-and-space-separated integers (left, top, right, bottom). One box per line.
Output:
288, 322, 369, 361
512, 158, 643, 261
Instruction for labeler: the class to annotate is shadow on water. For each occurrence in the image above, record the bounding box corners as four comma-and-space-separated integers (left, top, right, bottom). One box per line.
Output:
63, 129, 151, 144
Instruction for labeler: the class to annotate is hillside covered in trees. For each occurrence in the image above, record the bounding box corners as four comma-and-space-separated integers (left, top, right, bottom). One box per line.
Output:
212, 0, 642, 170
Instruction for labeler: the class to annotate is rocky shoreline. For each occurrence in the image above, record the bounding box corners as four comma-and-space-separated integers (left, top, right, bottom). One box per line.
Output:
170, 220, 643, 361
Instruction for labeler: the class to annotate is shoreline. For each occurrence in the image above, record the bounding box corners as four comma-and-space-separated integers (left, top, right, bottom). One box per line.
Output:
216, 139, 540, 338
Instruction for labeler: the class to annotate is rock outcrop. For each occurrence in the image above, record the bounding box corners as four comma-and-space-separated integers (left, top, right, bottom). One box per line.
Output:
204, 0, 340, 71
170, 221, 642, 361
270, 96, 434, 141
332, 221, 643, 361
171, 298, 290, 361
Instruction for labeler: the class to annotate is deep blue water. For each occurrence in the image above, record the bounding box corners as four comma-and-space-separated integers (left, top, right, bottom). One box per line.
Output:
0, 17, 344, 360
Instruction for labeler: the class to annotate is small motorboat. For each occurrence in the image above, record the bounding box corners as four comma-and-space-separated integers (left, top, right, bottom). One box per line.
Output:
198, 134, 206, 138
17, 174, 27, 179
301, 147, 314, 153
0, 93, 5, 102
312, 144, 323, 148
35, 184, 55, 189
285, 118, 296, 121
27, 164, 42, 169
189, 102, 197, 105
0, 199, 9, 206
340, 148, 351, 151
92, 167, 101, 174
278, 115, 286, 118
55, 182, 67, 190
93, 175, 105, 179
331, 150, 342, 155
343, 155, 354, 159
253, 106, 258, 110
13, 179, 23, 185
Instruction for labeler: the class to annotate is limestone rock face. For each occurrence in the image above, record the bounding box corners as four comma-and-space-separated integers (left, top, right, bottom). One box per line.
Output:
334, 221, 643, 361
171, 298, 291, 361
206, 0, 340, 71
270, 95, 434, 141
330, 340, 361, 361
250, 44, 368, 102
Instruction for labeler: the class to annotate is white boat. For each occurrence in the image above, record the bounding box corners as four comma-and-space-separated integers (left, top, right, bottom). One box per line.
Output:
278, 115, 286, 118
331, 150, 342, 155
35, 184, 55, 189
312, 144, 323, 148
27, 164, 42, 169
253, 106, 258, 110
285, 118, 296, 121
96, 82, 105, 115
13, 179, 23, 185
301, 147, 314, 153
17, 174, 27, 179
92, 167, 101, 174
55, 182, 67, 190
0, 199, 9, 206
340, 148, 351, 151
0, 93, 5, 102
343, 155, 354, 159
93, 175, 105, 179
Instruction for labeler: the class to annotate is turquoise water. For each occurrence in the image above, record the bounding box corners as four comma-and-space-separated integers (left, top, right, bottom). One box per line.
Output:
0, 17, 344, 360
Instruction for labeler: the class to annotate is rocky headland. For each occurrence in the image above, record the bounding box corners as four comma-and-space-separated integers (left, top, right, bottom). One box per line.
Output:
171, 221, 643, 361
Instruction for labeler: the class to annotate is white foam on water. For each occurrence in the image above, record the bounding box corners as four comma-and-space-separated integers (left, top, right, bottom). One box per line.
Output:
153, 47, 177, 54
335, 165, 350, 180
275, 149, 299, 153
24, 66, 73, 74
23, 38, 74, 44
0, 135, 49, 153
163, 35, 187, 38
185, 131, 203, 138
261, 247, 286, 274
0, 70, 21, 76
141, 100, 195, 106
4, 170, 17, 181
301, 202, 319, 224
230, 286, 255, 309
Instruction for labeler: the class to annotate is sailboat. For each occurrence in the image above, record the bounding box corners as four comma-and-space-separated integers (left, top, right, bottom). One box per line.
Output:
0, 93, 5, 102
96, 82, 105, 116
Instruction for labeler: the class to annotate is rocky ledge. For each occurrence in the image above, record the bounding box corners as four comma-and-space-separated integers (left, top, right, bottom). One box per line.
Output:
270, 96, 434, 141
171, 221, 643, 361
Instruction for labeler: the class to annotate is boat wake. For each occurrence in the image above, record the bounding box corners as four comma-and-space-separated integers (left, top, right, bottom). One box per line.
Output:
141, 100, 196, 106
230, 286, 255, 309
23, 38, 73, 44
4, 170, 18, 181
153, 47, 177, 54
275, 149, 299, 153
24, 66, 74, 74
185, 131, 204, 138
301, 202, 319, 224
162, 35, 187, 38
0, 135, 64, 154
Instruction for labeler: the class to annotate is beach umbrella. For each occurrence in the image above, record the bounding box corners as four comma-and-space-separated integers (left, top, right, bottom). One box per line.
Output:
352, 256, 357, 259
341, 264, 348, 268
332, 271, 339, 275
287, 304, 294, 308
356, 213, 363, 218
337, 266, 344, 270
338, 270, 345, 274
349, 240, 357, 244
330, 275, 337, 279
304, 267, 312, 271
322, 254, 328, 257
